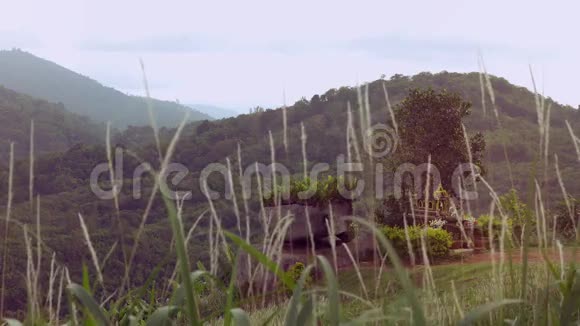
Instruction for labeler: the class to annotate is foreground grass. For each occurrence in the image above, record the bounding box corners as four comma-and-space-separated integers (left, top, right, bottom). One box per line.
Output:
223, 260, 568, 325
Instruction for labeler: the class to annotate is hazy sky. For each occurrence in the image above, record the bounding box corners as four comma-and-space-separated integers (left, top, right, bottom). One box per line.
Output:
1, 0, 579, 112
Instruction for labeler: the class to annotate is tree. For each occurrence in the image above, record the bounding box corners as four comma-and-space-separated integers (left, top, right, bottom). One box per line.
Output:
395, 88, 486, 197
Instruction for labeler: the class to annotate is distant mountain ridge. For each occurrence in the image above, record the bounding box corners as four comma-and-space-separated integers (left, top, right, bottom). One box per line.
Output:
0, 49, 212, 128
186, 103, 240, 119
0, 85, 104, 163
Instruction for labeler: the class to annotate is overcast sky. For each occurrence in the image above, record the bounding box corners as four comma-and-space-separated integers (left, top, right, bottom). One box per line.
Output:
1, 0, 579, 112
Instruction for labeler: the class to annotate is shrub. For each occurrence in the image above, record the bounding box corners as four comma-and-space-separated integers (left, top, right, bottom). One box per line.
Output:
477, 214, 513, 238
425, 227, 453, 257
263, 176, 358, 207
286, 262, 306, 283
499, 189, 532, 226
381, 225, 453, 259
552, 198, 579, 241
381, 225, 412, 255
283, 262, 312, 293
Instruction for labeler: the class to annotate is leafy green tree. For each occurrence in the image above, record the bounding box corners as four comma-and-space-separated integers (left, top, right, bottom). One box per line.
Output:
394, 88, 486, 196
498, 189, 532, 226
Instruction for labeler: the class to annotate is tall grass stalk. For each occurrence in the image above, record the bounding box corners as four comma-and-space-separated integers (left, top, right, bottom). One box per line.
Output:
55, 267, 65, 325
164, 210, 207, 295
226, 157, 242, 236
373, 251, 390, 298
255, 162, 269, 253
0, 142, 14, 317
204, 180, 231, 263
46, 253, 57, 323
33, 196, 42, 316
417, 155, 435, 292
450, 280, 465, 319
101, 241, 117, 273
105, 122, 128, 290
236, 143, 254, 299
258, 214, 293, 307
460, 123, 477, 217
303, 206, 316, 265
354, 217, 427, 325
300, 122, 308, 179
139, 59, 162, 162
535, 180, 549, 247
78, 213, 104, 287
480, 55, 516, 191
402, 211, 416, 266
64, 267, 78, 325
158, 112, 203, 325
340, 243, 368, 300
382, 81, 398, 136
565, 120, 580, 163
357, 86, 366, 144
477, 56, 487, 116
363, 84, 372, 138
120, 58, 176, 292
283, 93, 288, 154
23, 225, 36, 320
122, 160, 157, 291
554, 154, 577, 234
563, 120, 580, 243
268, 131, 282, 222
346, 102, 362, 163
325, 205, 338, 272
29, 120, 34, 208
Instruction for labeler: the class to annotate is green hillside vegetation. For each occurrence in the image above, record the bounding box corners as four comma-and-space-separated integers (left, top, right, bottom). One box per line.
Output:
0, 86, 103, 163
1, 71, 580, 316
0, 49, 212, 128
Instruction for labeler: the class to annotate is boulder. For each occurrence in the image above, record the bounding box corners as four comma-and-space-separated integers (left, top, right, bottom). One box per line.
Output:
264, 202, 353, 245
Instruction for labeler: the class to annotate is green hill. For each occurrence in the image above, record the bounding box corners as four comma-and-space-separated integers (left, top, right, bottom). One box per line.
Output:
4, 71, 580, 228
0, 49, 212, 128
0, 86, 104, 163
2, 71, 580, 315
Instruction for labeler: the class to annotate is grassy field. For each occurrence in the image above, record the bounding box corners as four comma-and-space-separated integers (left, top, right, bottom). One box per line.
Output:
222, 257, 574, 325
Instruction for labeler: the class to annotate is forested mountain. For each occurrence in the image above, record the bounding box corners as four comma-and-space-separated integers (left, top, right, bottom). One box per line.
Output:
0, 49, 212, 128
109, 71, 580, 206
0, 86, 103, 163
2, 71, 580, 314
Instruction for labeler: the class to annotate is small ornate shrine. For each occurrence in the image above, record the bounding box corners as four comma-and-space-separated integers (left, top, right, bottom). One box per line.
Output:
411, 184, 454, 220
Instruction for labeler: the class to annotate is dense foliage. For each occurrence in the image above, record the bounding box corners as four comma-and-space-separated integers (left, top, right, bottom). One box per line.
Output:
264, 176, 358, 207
381, 225, 453, 258
0, 86, 103, 161
476, 214, 513, 238
395, 88, 486, 195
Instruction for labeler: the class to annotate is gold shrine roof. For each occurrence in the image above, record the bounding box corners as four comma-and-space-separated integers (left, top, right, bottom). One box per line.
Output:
433, 184, 449, 199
